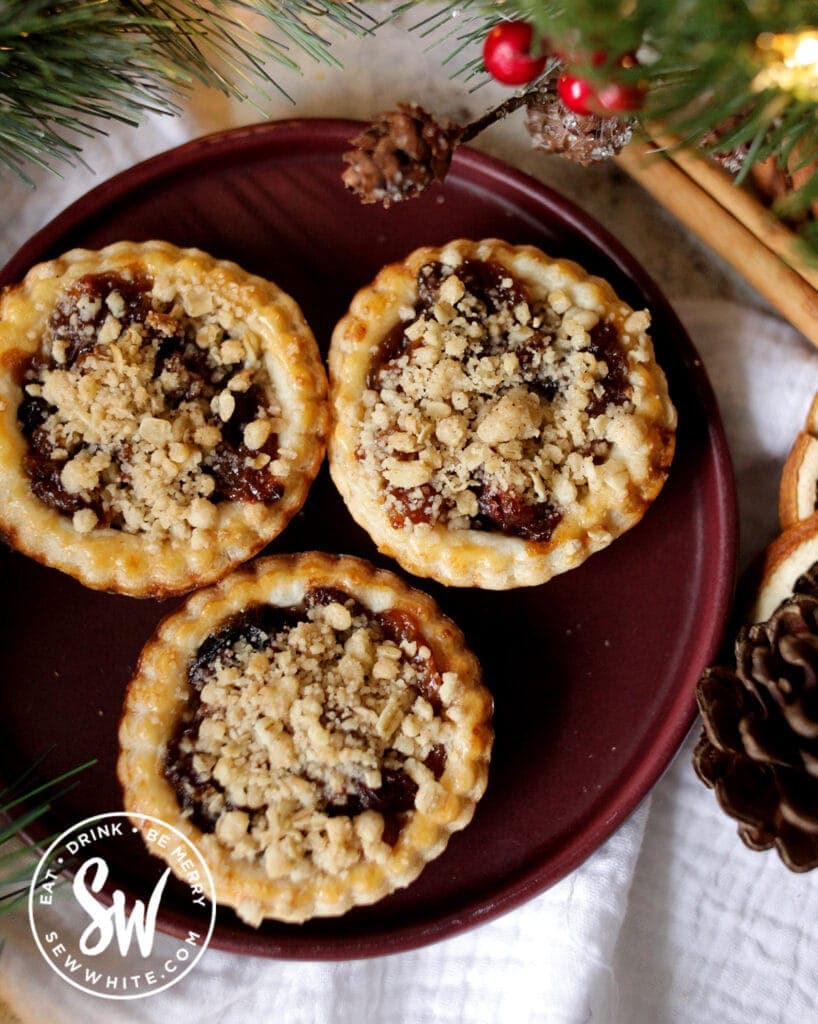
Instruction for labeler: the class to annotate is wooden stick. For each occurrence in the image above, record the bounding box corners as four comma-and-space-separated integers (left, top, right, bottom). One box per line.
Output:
615, 140, 818, 349
650, 131, 818, 292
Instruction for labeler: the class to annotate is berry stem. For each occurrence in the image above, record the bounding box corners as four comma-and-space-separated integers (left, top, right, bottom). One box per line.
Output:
459, 79, 556, 145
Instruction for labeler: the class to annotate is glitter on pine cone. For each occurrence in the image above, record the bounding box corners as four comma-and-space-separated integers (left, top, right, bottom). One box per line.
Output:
694, 595, 818, 871
524, 91, 634, 166
342, 104, 460, 207
700, 117, 752, 176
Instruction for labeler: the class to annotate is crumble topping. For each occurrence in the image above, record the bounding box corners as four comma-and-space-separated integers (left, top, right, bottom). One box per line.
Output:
361, 259, 650, 539
17, 269, 287, 541
165, 589, 457, 879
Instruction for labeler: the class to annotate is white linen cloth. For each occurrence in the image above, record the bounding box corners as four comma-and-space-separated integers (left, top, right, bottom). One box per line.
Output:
2, 23, 818, 1021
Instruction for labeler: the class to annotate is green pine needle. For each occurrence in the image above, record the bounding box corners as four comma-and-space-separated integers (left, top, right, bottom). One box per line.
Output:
0, 891, 28, 914
412, 0, 818, 256
0, 756, 96, 915
2, 0, 818, 258
0, 0, 372, 180
0, 758, 97, 816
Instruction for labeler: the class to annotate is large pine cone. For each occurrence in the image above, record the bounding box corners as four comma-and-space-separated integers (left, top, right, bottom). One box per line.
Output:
342, 104, 460, 207
694, 596, 818, 870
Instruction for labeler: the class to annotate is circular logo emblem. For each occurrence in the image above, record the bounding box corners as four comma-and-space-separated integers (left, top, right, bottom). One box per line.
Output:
28, 812, 216, 1000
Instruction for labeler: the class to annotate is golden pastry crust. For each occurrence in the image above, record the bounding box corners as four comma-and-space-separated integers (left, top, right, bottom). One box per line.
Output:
329, 239, 676, 589
752, 512, 818, 622
779, 433, 818, 529
779, 395, 818, 530
0, 241, 328, 596
117, 552, 492, 925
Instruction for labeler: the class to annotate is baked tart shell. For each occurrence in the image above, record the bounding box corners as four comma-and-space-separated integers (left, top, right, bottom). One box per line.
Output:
117, 552, 493, 925
329, 238, 676, 590
0, 241, 328, 596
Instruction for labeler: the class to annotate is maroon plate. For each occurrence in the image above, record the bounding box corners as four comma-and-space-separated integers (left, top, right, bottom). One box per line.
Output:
0, 119, 736, 959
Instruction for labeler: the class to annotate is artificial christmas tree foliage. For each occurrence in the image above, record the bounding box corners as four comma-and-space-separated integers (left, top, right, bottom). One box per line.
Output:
1, 1, 817, 252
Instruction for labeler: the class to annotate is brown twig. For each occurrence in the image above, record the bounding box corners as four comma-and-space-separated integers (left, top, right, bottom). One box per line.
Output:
459, 89, 543, 145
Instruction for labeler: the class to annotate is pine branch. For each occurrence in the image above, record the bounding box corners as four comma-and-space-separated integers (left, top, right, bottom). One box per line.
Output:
413, 0, 818, 243
425, 0, 817, 144
0, 0, 372, 181
399, 0, 496, 81
0, 755, 96, 915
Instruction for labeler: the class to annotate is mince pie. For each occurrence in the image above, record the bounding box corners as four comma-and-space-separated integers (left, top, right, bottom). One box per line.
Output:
0, 241, 327, 596
329, 239, 677, 589
117, 552, 492, 924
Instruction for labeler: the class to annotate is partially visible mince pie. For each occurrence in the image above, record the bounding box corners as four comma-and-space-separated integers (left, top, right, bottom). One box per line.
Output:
0, 241, 327, 596
329, 239, 677, 589
118, 552, 492, 924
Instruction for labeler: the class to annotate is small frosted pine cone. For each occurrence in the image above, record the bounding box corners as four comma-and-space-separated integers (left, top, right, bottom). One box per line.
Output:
524, 90, 634, 166
342, 104, 460, 207
694, 596, 818, 871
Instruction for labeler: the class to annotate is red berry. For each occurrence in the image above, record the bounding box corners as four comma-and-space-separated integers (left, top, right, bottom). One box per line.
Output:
596, 80, 645, 113
558, 71, 645, 116
483, 21, 547, 86
557, 73, 597, 116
